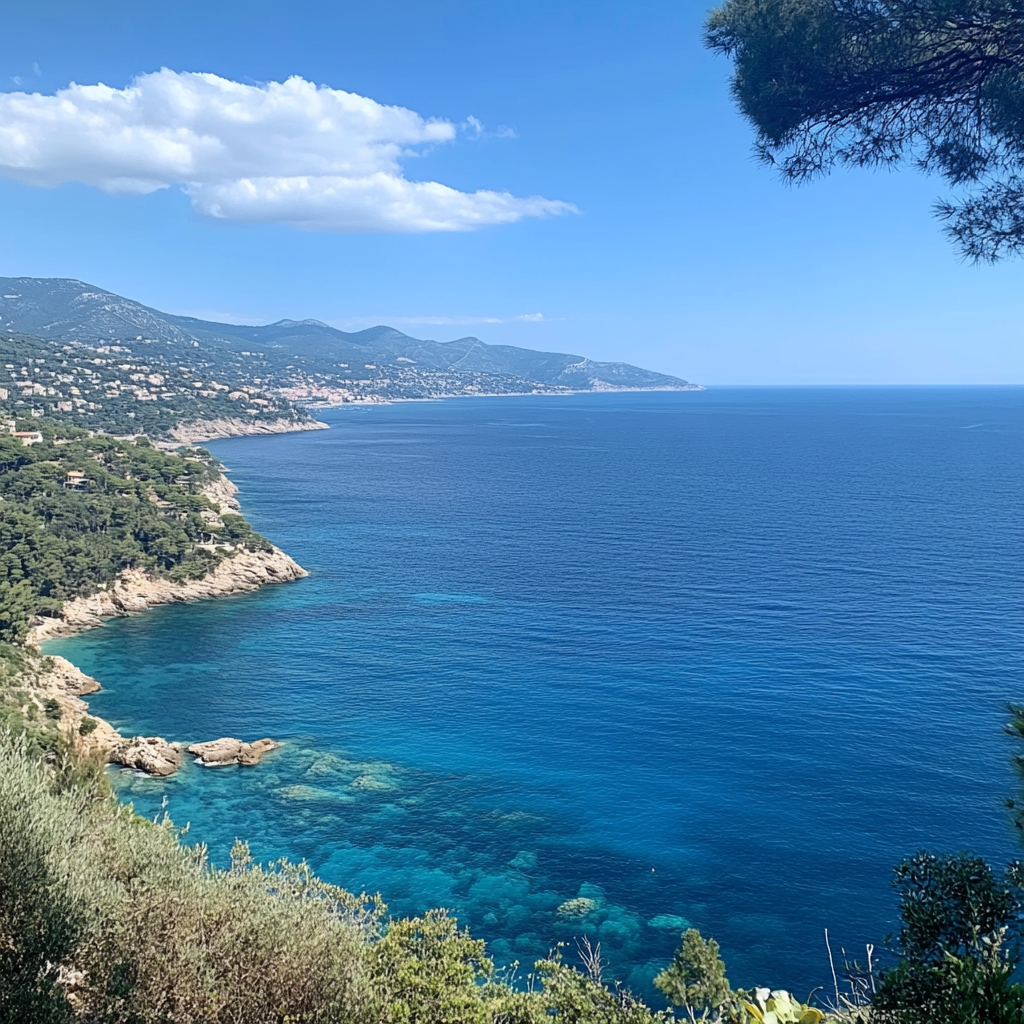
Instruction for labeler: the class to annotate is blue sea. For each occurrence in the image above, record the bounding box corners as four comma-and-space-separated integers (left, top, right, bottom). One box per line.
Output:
47, 387, 1024, 1001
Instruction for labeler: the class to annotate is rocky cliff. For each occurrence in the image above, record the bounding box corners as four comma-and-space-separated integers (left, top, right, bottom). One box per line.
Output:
27, 546, 308, 645
18, 463, 306, 774
169, 416, 328, 444
18, 651, 121, 760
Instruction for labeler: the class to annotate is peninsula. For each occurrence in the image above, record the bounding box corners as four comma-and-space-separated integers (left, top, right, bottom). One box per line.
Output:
0, 420, 303, 773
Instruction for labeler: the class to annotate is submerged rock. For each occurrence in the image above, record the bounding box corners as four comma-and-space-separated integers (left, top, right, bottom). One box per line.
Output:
111, 736, 183, 776
188, 737, 278, 766
647, 914, 690, 931
556, 897, 597, 918
276, 784, 352, 803
349, 773, 396, 791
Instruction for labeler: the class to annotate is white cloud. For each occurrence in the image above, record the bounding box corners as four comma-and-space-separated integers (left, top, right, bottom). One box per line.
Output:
189, 176, 569, 233
0, 69, 576, 232
462, 115, 518, 141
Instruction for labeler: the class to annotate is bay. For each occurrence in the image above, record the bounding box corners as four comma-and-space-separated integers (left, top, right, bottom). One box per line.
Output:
47, 387, 1024, 999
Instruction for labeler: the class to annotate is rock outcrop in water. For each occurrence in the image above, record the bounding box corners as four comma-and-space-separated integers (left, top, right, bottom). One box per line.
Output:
111, 736, 184, 776
105, 737, 278, 776
188, 737, 278, 766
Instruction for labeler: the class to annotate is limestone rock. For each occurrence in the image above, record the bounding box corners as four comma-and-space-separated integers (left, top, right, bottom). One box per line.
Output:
27, 543, 308, 646
28, 653, 119, 759
168, 417, 328, 445
199, 474, 241, 513
239, 738, 277, 765
40, 654, 100, 697
188, 737, 277, 766
111, 736, 183, 776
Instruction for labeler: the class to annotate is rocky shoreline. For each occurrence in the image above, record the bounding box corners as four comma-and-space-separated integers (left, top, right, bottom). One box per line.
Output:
24, 468, 306, 775
27, 545, 308, 646
167, 416, 328, 444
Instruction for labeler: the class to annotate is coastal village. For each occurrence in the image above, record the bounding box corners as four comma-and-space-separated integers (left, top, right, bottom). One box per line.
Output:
0, 279, 695, 443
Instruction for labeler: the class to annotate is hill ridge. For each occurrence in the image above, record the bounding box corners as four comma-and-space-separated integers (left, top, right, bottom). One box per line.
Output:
0, 277, 700, 434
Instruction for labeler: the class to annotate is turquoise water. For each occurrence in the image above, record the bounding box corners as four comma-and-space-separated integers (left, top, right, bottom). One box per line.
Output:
47, 388, 1024, 999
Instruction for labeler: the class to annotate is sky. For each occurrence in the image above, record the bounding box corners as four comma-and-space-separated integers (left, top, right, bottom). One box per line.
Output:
0, 0, 1022, 385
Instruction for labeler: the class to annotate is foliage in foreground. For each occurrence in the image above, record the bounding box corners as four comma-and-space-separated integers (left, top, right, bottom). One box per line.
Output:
654, 928, 826, 1022
651, 851, 1024, 1024
704, 0, 1024, 261
4, 720, 1024, 1023
872, 851, 1024, 1024
0, 730, 674, 1024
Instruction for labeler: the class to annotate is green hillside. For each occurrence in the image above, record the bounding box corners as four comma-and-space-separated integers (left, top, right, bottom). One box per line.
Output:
0, 331, 311, 438
0, 277, 699, 406
0, 421, 269, 643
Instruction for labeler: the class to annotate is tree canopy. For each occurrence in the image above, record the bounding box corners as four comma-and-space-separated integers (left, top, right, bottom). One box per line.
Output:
0, 423, 271, 643
705, 0, 1024, 260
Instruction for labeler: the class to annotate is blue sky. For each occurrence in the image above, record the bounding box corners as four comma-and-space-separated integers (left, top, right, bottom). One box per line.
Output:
0, 0, 1021, 384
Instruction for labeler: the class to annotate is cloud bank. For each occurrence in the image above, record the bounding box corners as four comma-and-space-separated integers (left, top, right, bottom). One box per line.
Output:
0, 69, 575, 232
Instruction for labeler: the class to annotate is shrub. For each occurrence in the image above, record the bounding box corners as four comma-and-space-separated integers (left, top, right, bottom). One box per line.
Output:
872, 851, 1024, 1024
0, 732, 108, 1023
0, 729, 671, 1024
655, 928, 734, 1014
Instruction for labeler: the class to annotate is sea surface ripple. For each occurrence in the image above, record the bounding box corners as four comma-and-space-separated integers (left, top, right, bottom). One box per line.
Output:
48, 387, 1024, 999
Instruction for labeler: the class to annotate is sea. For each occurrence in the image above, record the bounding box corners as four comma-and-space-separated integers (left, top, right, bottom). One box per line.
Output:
46, 387, 1024, 1002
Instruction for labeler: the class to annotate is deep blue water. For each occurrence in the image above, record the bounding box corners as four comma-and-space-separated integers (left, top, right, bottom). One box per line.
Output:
47, 388, 1024, 1000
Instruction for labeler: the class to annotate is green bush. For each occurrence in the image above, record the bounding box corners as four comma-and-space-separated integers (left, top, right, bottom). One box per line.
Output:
872, 852, 1024, 1024
655, 928, 734, 1015
0, 732, 108, 1023
0, 731, 672, 1024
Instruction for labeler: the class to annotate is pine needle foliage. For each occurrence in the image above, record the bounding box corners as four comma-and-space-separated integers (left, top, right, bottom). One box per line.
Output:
0, 425, 271, 642
704, 0, 1024, 260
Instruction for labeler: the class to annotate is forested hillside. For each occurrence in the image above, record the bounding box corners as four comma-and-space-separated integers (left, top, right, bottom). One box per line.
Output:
0, 421, 269, 643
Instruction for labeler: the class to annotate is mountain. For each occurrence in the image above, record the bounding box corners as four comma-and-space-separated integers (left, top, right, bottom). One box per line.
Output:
0, 277, 697, 396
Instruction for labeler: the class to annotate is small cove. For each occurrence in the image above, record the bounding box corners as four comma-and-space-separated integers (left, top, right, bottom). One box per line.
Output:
47, 387, 1024, 999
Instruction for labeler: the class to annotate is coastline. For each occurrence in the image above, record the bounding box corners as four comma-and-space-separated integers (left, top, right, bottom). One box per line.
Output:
24, 466, 309, 769
23, 389, 696, 770
167, 415, 329, 444
27, 544, 308, 648
298, 382, 705, 411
